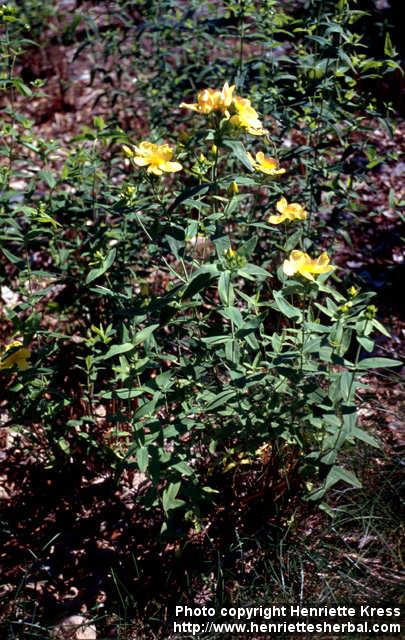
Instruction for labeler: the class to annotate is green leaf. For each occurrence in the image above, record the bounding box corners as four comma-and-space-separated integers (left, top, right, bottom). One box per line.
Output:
182, 271, 215, 299
372, 319, 391, 338
172, 461, 194, 477
1, 246, 22, 264
102, 388, 144, 399
384, 32, 394, 57
356, 336, 374, 353
314, 303, 335, 318
225, 338, 240, 364
13, 77, 32, 97
165, 232, 184, 259
133, 324, 159, 346
218, 271, 233, 306
319, 502, 336, 518
205, 388, 237, 411
102, 342, 135, 359
223, 140, 254, 171
86, 248, 116, 284
352, 427, 380, 449
330, 466, 362, 488
202, 486, 220, 494
338, 371, 354, 402
238, 263, 269, 280
357, 357, 401, 370
133, 395, 161, 420
272, 291, 302, 320
285, 229, 302, 251
38, 170, 57, 189
308, 466, 362, 501
238, 236, 257, 258
155, 371, 173, 391
162, 481, 185, 514
201, 335, 233, 346
219, 306, 243, 328
137, 446, 149, 473
167, 183, 212, 215
57, 437, 70, 454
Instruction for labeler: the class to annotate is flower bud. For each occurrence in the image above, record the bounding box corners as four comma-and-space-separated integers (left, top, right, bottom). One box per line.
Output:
211, 144, 218, 155
178, 131, 190, 143
365, 304, 378, 320
228, 180, 239, 196
347, 286, 359, 298
122, 144, 134, 158
140, 283, 149, 297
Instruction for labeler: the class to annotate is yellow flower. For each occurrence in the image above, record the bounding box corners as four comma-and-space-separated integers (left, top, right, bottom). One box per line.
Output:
229, 97, 268, 136
128, 141, 182, 176
180, 83, 268, 136
0, 340, 30, 371
268, 196, 307, 224
282, 250, 334, 282
247, 152, 285, 176
180, 82, 235, 115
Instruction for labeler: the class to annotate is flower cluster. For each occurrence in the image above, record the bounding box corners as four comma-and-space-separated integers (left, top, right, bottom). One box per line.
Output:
181, 82, 268, 136
229, 96, 268, 136
121, 80, 335, 283
180, 81, 235, 116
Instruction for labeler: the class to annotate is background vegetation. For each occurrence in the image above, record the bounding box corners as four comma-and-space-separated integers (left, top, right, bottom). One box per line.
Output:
0, 1, 403, 638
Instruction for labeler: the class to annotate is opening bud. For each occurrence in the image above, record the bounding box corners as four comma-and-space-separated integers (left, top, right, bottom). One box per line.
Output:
228, 180, 239, 196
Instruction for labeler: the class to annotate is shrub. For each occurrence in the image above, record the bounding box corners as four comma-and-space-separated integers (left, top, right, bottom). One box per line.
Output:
1, 27, 400, 529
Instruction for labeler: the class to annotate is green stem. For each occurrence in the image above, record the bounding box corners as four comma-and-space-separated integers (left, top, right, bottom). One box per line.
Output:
135, 212, 187, 284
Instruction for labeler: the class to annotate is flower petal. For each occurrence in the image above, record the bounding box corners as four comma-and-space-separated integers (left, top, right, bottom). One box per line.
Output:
282, 259, 297, 276
160, 161, 182, 173
147, 166, 163, 176
132, 157, 150, 166
291, 250, 308, 263
179, 102, 200, 111
268, 214, 286, 225
299, 269, 316, 281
